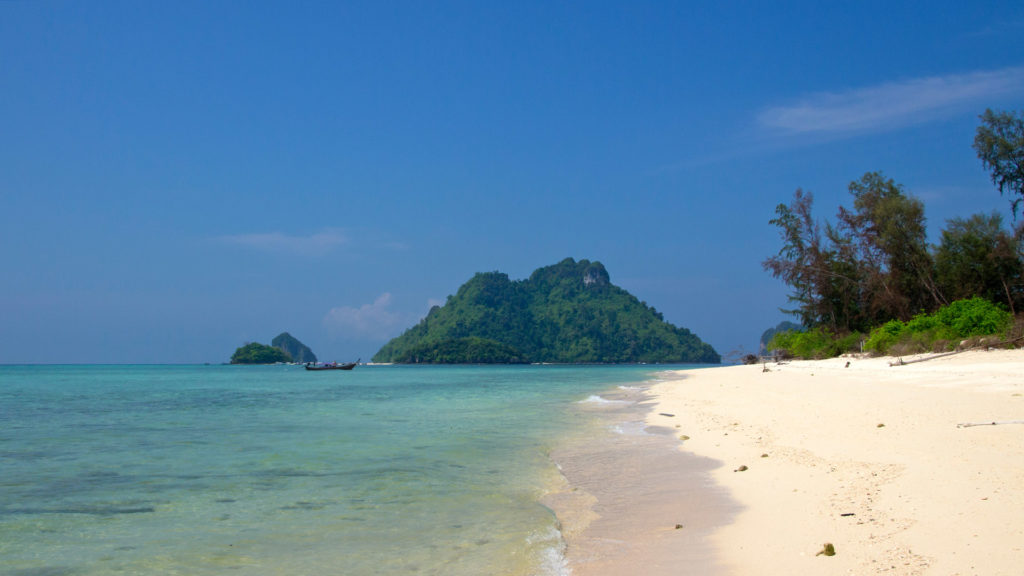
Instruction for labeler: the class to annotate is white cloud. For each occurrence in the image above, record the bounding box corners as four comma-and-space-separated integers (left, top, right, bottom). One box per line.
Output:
323, 293, 405, 340
218, 229, 348, 257
758, 67, 1024, 136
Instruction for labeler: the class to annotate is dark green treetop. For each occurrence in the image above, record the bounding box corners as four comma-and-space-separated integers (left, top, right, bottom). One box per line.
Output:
974, 109, 1024, 221
372, 258, 719, 364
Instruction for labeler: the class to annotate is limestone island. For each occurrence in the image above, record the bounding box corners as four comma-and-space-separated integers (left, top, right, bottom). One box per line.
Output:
230, 332, 317, 364
373, 258, 719, 364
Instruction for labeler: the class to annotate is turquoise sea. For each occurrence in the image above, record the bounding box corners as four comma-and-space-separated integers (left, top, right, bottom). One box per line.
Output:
0, 364, 688, 576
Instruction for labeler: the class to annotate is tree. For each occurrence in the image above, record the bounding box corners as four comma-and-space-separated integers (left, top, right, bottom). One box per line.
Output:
762, 189, 835, 329
974, 109, 1024, 223
934, 212, 1023, 314
822, 221, 865, 332
836, 172, 943, 324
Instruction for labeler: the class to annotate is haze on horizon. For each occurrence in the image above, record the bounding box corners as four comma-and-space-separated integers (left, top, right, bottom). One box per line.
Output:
2, 2, 1023, 364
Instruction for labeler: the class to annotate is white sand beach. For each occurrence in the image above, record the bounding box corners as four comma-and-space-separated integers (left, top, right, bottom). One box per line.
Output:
562, 349, 1024, 575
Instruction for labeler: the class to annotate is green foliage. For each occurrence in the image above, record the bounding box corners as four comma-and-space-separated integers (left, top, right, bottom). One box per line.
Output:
935, 297, 1013, 338
973, 108, 1024, 219
373, 258, 720, 364
833, 331, 866, 355
934, 212, 1023, 311
767, 327, 862, 359
230, 342, 292, 364
765, 167, 1024, 339
864, 298, 1012, 355
398, 337, 529, 364
837, 172, 939, 324
762, 189, 825, 328
863, 320, 906, 354
760, 321, 802, 353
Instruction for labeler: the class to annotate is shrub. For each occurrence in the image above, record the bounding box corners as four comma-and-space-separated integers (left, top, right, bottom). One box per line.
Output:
934, 297, 1012, 338
864, 320, 905, 355
864, 298, 1012, 356
788, 328, 834, 359
768, 328, 862, 359
833, 331, 865, 354
768, 298, 1012, 359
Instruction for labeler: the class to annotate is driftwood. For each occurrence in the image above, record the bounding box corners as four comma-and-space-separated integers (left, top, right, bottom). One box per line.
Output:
888, 350, 960, 366
957, 420, 1024, 429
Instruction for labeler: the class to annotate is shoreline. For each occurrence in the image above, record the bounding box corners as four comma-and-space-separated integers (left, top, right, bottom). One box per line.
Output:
546, 374, 737, 575
555, 349, 1024, 575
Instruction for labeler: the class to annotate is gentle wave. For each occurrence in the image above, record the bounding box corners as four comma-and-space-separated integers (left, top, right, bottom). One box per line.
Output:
528, 525, 570, 576
577, 394, 631, 405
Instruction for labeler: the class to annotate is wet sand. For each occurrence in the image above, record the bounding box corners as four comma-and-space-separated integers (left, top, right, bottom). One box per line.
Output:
552, 349, 1024, 575
545, 384, 737, 576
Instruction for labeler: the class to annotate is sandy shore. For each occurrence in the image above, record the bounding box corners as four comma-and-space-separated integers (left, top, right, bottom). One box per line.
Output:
628, 349, 1024, 576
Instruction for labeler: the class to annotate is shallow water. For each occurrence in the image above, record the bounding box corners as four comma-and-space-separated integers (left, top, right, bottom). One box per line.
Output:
0, 364, 692, 576
549, 382, 737, 575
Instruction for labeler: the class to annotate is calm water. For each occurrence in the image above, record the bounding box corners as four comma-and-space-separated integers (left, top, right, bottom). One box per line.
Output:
0, 364, 686, 576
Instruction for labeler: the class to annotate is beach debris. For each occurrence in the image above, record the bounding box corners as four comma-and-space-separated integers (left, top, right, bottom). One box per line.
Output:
840, 513, 856, 517
679, 435, 690, 441
877, 423, 885, 428
734, 465, 748, 472
675, 524, 684, 530
760, 453, 769, 458
659, 413, 675, 417
816, 543, 836, 557
957, 419, 1024, 428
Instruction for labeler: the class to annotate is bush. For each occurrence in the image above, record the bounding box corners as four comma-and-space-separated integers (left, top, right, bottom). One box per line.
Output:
934, 297, 1012, 338
864, 298, 1012, 355
770, 298, 1013, 359
864, 320, 905, 355
834, 331, 866, 354
768, 328, 862, 359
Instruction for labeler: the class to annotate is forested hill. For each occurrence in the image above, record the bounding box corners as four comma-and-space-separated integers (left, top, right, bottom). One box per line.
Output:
372, 258, 720, 364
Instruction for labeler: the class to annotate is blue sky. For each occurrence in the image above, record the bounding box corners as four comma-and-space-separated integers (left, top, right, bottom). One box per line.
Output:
3, 1, 1023, 363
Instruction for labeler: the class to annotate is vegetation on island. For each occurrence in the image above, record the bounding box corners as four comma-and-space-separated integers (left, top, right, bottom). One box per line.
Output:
272, 332, 317, 364
373, 258, 720, 364
229, 333, 317, 364
764, 109, 1024, 359
230, 342, 292, 364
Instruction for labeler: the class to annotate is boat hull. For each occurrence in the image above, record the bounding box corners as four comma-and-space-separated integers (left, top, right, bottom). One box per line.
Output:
305, 362, 357, 371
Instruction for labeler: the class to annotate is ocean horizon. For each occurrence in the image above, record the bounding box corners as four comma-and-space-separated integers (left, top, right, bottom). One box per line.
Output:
0, 363, 699, 575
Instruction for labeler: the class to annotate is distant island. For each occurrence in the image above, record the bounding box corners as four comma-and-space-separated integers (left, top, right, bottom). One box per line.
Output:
373, 258, 720, 364
272, 332, 317, 364
230, 332, 317, 364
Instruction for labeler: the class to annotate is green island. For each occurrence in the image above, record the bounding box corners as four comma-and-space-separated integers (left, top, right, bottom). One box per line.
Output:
373, 258, 720, 364
230, 332, 317, 364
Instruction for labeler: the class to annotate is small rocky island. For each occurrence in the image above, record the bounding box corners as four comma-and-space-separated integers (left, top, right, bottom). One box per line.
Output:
272, 332, 317, 364
230, 332, 317, 364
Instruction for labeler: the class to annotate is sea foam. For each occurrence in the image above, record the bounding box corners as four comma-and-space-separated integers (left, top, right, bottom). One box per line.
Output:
577, 394, 632, 405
